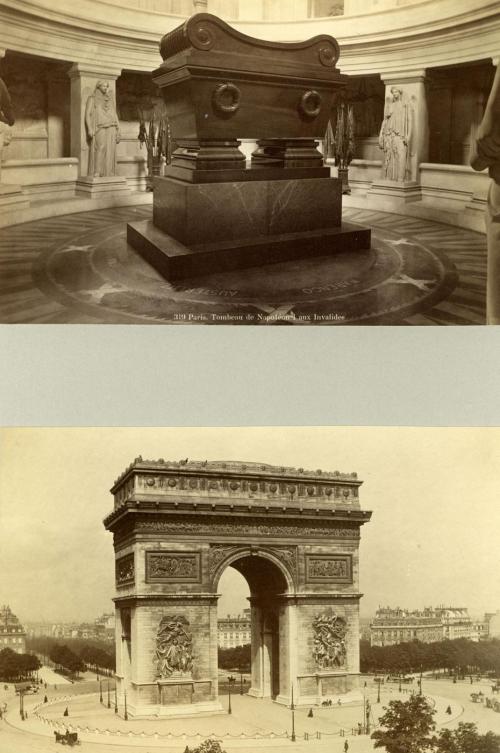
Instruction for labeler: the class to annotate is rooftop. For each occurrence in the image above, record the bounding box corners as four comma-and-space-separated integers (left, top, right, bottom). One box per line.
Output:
111, 457, 360, 490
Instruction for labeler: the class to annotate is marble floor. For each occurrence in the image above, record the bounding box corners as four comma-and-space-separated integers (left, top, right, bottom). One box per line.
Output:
0, 205, 487, 324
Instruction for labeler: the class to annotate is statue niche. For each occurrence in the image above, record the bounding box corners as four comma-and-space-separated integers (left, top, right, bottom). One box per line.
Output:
155, 615, 194, 678
312, 613, 347, 669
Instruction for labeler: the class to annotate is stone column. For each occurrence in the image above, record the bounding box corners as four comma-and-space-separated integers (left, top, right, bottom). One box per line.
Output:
68, 63, 129, 197
369, 69, 428, 202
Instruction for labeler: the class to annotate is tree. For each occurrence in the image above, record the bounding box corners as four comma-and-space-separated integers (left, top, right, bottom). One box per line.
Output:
0, 648, 41, 681
435, 723, 500, 753
371, 695, 436, 753
49, 644, 85, 677
184, 740, 226, 753
217, 644, 250, 672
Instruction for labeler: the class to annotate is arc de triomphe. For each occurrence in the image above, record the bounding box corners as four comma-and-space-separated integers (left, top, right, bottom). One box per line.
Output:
104, 458, 372, 718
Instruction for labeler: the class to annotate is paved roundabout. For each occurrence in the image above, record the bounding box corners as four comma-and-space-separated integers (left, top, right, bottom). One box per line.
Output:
2, 676, 500, 753
0, 206, 486, 324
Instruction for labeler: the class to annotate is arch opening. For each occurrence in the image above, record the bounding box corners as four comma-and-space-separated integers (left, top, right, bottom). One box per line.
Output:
217, 554, 290, 702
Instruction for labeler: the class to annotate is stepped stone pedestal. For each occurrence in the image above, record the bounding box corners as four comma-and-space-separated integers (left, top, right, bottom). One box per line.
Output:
127, 12, 370, 280
76, 176, 130, 198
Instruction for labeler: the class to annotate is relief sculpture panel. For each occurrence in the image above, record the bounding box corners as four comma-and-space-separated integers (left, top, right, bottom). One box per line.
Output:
115, 553, 135, 586
155, 614, 194, 678
146, 551, 201, 582
306, 554, 352, 583
313, 613, 347, 670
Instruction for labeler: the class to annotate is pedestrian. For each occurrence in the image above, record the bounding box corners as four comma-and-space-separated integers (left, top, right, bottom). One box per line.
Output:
307, 708, 313, 717
44, 695, 48, 703
344, 741, 349, 753
446, 705, 452, 715
63, 707, 68, 717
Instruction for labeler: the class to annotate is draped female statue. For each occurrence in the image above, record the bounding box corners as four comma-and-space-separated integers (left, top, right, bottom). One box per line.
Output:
379, 86, 413, 182
85, 80, 120, 177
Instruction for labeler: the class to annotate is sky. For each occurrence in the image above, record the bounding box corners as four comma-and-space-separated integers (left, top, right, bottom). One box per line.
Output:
0, 427, 499, 625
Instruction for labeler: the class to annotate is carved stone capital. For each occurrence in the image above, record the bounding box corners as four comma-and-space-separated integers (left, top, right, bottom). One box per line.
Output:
67, 63, 122, 81
381, 70, 427, 86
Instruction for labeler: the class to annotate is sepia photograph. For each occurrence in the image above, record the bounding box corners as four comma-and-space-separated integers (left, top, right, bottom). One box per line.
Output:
0, 425, 499, 753
0, 0, 499, 325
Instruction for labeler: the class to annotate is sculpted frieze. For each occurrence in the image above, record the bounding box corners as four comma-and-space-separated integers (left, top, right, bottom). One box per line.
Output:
134, 518, 360, 539
146, 551, 201, 582
306, 555, 352, 583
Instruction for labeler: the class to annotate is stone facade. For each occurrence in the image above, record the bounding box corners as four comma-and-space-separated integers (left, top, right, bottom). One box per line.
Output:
104, 458, 371, 717
218, 611, 251, 648
0, 605, 26, 654
370, 605, 474, 646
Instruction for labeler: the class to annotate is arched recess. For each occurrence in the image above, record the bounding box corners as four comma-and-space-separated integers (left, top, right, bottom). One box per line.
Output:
213, 547, 296, 703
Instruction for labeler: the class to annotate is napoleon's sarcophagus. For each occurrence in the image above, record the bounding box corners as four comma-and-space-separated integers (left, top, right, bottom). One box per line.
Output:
127, 14, 370, 280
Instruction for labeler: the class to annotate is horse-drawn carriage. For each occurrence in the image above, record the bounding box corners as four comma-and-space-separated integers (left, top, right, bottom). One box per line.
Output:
54, 730, 80, 746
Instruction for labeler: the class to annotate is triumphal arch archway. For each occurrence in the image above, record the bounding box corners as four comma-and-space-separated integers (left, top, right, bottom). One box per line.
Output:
104, 459, 372, 718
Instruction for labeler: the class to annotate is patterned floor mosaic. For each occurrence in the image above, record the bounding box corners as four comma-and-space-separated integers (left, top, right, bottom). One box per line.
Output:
0, 205, 487, 324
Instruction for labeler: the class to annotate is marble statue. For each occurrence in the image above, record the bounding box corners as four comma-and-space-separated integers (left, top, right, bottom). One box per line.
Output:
0, 76, 15, 181
471, 64, 500, 325
85, 80, 120, 177
378, 86, 413, 182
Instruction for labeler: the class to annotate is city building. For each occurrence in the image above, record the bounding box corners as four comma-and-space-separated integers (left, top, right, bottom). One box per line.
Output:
370, 606, 479, 646
434, 606, 473, 641
485, 611, 500, 639
0, 605, 26, 654
370, 607, 443, 647
472, 619, 489, 641
218, 610, 251, 648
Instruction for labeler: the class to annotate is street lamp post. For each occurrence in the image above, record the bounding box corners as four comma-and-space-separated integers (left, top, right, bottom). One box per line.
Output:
290, 685, 296, 742
240, 670, 243, 696
377, 679, 381, 703
124, 689, 128, 721
419, 666, 423, 696
19, 688, 24, 720
99, 679, 103, 704
114, 684, 118, 714
107, 680, 111, 709
227, 675, 235, 714
366, 699, 371, 734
